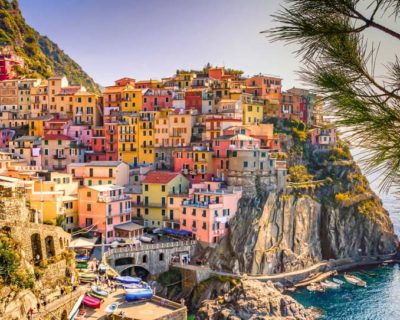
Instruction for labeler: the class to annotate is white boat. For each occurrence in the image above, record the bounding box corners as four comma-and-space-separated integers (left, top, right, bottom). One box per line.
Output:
68, 294, 84, 320
306, 283, 324, 292
344, 273, 367, 287
139, 236, 154, 243
332, 278, 345, 285
321, 280, 340, 289
105, 303, 119, 315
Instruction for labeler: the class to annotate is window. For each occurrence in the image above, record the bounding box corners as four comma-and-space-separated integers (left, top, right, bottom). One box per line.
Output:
44, 140, 48, 145
87, 204, 91, 211
58, 140, 62, 145
244, 161, 248, 168
44, 149, 48, 155
145, 208, 149, 215
85, 218, 93, 226
159, 253, 164, 261
107, 217, 112, 224
182, 219, 186, 226
107, 231, 113, 238
86, 191, 91, 198
202, 222, 207, 230
89, 168, 93, 177
144, 185, 148, 191
161, 185, 166, 192
169, 198, 173, 205
161, 209, 166, 216
109, 168, 113, 178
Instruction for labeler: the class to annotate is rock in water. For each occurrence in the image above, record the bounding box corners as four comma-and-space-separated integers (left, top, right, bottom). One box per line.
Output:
196, 280, 317, 319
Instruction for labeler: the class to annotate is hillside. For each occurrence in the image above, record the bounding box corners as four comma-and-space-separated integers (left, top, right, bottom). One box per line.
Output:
0, 0, 100, 93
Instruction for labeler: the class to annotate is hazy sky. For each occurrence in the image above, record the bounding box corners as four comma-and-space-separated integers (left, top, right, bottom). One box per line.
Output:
18, 0, 303, 88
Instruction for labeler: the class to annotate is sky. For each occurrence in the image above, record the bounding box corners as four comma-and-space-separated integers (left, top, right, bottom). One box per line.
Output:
18, 0, 303, 88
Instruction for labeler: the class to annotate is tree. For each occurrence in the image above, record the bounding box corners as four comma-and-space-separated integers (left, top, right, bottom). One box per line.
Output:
266, 0, 400, 190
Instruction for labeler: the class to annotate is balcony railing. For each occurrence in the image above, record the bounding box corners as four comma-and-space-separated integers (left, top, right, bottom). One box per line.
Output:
98, 194, 130, 202
131, 202, 166, 208
53, 154, 67, 160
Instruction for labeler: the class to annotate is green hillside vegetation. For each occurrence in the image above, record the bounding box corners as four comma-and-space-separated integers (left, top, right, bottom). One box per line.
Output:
0, 0, 100, 93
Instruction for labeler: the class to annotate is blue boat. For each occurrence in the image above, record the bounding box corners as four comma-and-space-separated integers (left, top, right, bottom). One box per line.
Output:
125, 288, 153, 302
76, 255, 90, 262
123, 282, 150, 290
115, 276, 141, 284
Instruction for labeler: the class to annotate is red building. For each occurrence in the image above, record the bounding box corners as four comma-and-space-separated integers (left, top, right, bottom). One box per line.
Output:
142, 89, 173, 111
86, 123, 118, 161
0, 49, 24, 80
185, 89, 203, 113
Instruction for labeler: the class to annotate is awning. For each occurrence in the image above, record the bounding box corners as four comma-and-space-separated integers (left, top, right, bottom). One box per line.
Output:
70, 237, 97, 248
114, 222, 144, 232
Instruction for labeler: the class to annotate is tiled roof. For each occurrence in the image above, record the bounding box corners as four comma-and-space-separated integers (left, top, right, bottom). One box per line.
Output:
43, 134, 73, 141
143, 171, 180, 184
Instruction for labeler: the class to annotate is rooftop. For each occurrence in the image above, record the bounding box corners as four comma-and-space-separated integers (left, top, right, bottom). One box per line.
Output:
68, 161, 125, 168
43, 134, 73, 141
88, 184, 124, 192
143, 171, 180, 184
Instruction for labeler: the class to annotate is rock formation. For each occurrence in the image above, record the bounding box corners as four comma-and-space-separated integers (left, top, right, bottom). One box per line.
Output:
196, 279, 318, 320
206, 161, 398, 275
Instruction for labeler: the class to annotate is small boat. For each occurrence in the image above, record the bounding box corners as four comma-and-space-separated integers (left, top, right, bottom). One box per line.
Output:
79, 273, 96, 283
306, 283, 324, 292
332, 278, 345, 285
125, 288, 153, 301
321, 280, 340, 289
123, 282, 150, 290
91, 285, 109, 297
82, 295, 101, 309
105, 303, 119, 316
76, 255, 90, 262
76, 262, 88, 269
116, 276, 141, 284
344, 273, 367, 287
88, 291, 105, 301
68, 294, 84, 320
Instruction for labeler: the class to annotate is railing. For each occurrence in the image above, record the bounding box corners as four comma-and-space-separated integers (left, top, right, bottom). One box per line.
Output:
131, 202, 166, 208
53, 154, 67, 160
98, 194, 130, 202
104, 240, 197, 257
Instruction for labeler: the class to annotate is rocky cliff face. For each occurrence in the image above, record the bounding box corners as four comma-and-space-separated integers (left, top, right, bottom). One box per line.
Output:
207, 161, 398, 275
196, 279, 318, 320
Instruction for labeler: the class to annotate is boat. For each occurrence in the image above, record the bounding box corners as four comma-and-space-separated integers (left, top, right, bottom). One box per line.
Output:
123, 282, 150, 290
76, 255, 90, 262
105, 303, 119, 316
82, 295, 101, 309
76, 262, 88, 269
344, 273, 367, 287
139, 235, 154, 243
68, 294, 84, 320
88, 291, 105, 301
320, 280, 340, 289
306, 283, 324, 292
91, 285, 109, 297
125, 288, 153, 302
332, 278, 345, 285
115, 275, 141, 284
79, 273, 96, 283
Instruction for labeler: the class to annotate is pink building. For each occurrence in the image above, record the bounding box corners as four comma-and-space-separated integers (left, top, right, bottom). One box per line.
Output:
142, 89, 173, 111
78, 184, 132, 243
309, 126, 337, 149
179, 181, 242, 244
43, 118, 72, 136
67, 125, 92, 147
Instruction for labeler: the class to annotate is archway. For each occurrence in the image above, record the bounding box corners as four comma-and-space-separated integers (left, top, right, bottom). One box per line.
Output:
115, 257, 135, 266
121, 266, 150, 280
31, 233, 42, 264
45, 236, 55, 258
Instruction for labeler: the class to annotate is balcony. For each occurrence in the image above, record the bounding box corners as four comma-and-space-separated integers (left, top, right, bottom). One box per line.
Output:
53, 154, 67, 160
98, 194, 130, 202
131, 202, 166, 208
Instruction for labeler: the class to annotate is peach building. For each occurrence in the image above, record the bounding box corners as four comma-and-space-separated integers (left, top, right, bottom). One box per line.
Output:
180, 181, 242, 244
67, 161, 129, 187
41, 134, 79, 171
78, 184, 132, 243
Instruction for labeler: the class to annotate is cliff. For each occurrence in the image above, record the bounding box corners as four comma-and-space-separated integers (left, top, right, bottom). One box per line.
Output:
206, 159, 398, 275
0, 0, 100, 93
196, 279, 317, 320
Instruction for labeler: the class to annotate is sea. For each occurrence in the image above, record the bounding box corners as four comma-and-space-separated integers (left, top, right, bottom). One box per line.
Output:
291, 155, 400, 320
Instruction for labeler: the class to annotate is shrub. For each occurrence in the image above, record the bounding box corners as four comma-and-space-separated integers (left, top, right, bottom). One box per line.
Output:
335, 192, 352, 204
288, 165, 313, 183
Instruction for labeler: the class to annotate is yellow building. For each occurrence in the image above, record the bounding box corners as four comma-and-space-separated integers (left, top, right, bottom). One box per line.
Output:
121, 86, 143, 113
141, 171, 189, 227
242, 94, 264, 125
175, 72, 195, 89
18, 79, 40, 118
28, 115, 53, 136
137, 111, 158, 164
73, 91, 99, 128
28, 172, 79, 231
118, 113, 139, 164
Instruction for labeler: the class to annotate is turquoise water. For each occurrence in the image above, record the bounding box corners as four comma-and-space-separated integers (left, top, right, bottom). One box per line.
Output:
292, 265, 400, 319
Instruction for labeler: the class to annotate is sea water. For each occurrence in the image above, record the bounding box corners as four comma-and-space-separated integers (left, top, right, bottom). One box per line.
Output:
291, 264, 400, 319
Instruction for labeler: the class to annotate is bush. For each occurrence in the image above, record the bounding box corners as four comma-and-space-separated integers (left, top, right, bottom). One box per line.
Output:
43, 220, 54, 225
288, 165, 313, 183
335, 192, 352, 204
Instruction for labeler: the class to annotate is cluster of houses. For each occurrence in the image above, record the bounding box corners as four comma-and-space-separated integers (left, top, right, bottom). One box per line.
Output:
0, 49, 338, 246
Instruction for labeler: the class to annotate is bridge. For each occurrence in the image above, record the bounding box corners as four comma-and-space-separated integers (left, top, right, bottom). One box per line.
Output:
104, 240, 197, 275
